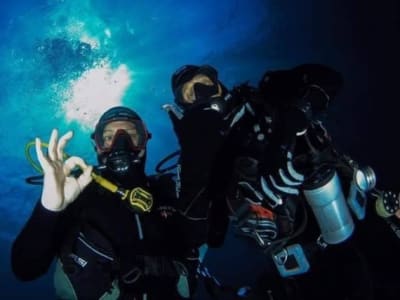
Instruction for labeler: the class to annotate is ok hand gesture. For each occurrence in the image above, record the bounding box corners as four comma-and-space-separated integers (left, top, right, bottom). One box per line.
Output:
36, 129, 93, 212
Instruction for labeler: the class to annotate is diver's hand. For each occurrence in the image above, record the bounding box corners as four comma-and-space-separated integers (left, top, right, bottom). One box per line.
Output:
36, 129, 93, 212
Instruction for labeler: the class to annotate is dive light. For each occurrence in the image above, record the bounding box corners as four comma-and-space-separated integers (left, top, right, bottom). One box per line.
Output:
347, 166, 376, 220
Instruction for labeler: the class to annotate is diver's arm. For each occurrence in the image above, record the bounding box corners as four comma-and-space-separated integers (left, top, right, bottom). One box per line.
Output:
12, 129, 92, 281
168, 105, 227, 248
11, 200, 67, 281
178, 109, 225, 217
171, 104, 226, 214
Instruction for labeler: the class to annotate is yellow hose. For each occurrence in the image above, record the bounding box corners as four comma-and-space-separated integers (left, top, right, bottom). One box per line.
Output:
24, 141, 49, 173
91, 172, 119, 193
25, 140, 69, 173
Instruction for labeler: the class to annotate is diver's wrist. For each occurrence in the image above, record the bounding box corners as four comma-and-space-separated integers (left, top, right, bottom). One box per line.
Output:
40, 197, 65, 212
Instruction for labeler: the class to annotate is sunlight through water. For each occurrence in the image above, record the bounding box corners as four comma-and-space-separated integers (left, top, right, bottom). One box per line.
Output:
62, 60, 132, 129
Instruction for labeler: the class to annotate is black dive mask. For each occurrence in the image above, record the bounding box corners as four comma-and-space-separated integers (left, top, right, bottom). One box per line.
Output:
193, 82, 220, 102
174, 82, 221, 110
298, 85, 330, 122
102, 130, 146, 188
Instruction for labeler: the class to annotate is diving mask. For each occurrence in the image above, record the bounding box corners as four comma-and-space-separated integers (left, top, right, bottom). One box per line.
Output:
94, 121, 150, 155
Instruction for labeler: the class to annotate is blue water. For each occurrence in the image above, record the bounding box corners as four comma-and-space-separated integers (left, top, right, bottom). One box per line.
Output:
1, 0, 400, 298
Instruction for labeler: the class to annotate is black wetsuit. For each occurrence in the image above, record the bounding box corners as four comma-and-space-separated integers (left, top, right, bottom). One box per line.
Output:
11, 174, 198, 299
170, 102, 229, 250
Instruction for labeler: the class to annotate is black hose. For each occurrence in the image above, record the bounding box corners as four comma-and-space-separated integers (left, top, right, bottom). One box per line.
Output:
25, 175, 44, 185
155, 150, 180, 174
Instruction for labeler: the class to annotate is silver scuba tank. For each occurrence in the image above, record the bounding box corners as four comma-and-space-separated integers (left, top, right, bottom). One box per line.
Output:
303, 169, 354, 244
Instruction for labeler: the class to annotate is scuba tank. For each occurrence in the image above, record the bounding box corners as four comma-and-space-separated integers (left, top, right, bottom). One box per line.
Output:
302, 161, 377, 245
303, 168, 354, 244
272, 168, 355, 277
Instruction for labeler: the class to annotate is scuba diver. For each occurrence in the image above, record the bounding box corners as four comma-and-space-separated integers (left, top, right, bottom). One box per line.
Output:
11, 106, 199, 299
163, 64, 246, 250
164, 64, 400, 299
